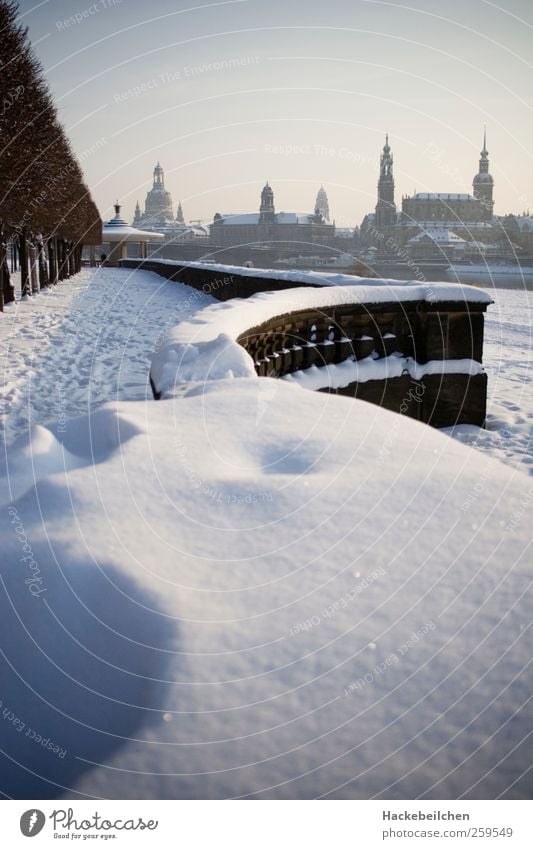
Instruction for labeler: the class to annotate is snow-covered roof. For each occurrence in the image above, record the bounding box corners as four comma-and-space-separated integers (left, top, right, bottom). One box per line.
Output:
276, 212, 316, 224
214, 213, 260, 225
102, 204, 163, 242
409, 193, 476, 201
212, 212, 322, 226
407, 229, 466, 244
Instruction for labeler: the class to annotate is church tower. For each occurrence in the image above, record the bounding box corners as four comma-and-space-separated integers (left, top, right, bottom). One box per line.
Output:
259, 181, 275, 223
375, 134, 397, 229
176, 201, 185, 225
133, 200, 142, 226
472, 129, 494, 222
153, 162, 164, 189
315, 186, 330, 222
142, 162, 174, 226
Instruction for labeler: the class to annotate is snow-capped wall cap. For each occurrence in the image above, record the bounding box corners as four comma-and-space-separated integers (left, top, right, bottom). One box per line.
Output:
151, 276, 492, 399
140, 258, 493, 304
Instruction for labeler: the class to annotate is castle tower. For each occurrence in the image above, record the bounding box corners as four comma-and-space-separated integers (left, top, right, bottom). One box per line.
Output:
472, 129, 494, 222
259, 181, 275, 223
315, 186, 330, 221
375, 134, 397, 229
176, 201, 185, 225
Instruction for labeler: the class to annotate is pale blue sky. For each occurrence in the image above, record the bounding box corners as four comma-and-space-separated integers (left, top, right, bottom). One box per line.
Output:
17, 0, 533, 226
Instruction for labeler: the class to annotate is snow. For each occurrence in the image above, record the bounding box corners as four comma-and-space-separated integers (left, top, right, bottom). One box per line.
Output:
445, 287, 533, 475
282, 355, 485, 392
1, 269, 532, 801
134, 258, 494, 302
102, 207, 163, 241
411, 193, 475, 201
150, 280, 491, 400
0, 268, 214, 446
407, 229, 466, 244
213, 212, 316, 225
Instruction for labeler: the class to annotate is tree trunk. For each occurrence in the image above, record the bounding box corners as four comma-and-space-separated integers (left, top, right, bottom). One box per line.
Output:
0, 226, 4, 312
62, 240, 69, 279
0, 221, 15, 311
48, 238, 58, 285
38, 240, 49, 288
19, 230, 30, 297
68, 241, 75, 277
1, 227, 15, 306
30, 243, 39, 294
57, 239, 65, 280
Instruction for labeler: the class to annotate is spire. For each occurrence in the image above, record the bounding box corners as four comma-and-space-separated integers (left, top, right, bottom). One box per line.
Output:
481, 126, 488, 158
473, 127, 493, 221
375, 135, 396, 228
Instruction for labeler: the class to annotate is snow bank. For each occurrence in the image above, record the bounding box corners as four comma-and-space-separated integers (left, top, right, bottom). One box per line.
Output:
1, 380, 531, 799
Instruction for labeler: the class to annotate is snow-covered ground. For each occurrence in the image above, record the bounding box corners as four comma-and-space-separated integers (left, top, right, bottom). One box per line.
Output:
446, 288, 533, 475
0, 269, 531, 800
0, 268, 213, 446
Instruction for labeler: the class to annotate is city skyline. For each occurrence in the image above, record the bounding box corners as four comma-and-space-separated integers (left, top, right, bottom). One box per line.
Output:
17, 0, 533, 226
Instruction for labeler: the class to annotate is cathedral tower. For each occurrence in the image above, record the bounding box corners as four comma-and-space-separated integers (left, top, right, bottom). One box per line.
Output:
472, 129, 494, 222
375, 134, 397, 229
315, 186, 330, 222
259, 181, 275, 223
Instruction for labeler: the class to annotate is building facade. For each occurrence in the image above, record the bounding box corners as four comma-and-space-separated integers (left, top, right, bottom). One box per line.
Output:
210, 183, 335, 248
361, 133, 497, 254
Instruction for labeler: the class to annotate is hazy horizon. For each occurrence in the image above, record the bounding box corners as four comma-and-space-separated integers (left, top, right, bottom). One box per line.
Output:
17, 0, 533, 227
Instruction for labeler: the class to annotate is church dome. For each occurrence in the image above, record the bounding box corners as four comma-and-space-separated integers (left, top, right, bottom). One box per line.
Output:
473, 171, 494, 185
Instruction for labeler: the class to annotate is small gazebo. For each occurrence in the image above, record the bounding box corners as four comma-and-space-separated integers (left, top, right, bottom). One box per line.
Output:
101, 202, 164, 263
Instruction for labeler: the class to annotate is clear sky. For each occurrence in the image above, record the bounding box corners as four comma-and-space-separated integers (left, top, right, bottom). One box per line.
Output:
17, 0, 533, 227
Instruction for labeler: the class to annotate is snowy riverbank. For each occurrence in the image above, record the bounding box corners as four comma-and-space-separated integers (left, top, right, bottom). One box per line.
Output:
0, 268, 531, 800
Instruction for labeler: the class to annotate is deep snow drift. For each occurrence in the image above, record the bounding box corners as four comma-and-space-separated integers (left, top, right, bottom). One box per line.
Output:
0, 379, 531, 800
0, 269, 531, 800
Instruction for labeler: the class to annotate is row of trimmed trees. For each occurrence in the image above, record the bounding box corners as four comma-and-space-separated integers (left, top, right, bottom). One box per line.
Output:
0, 0, 102, 311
